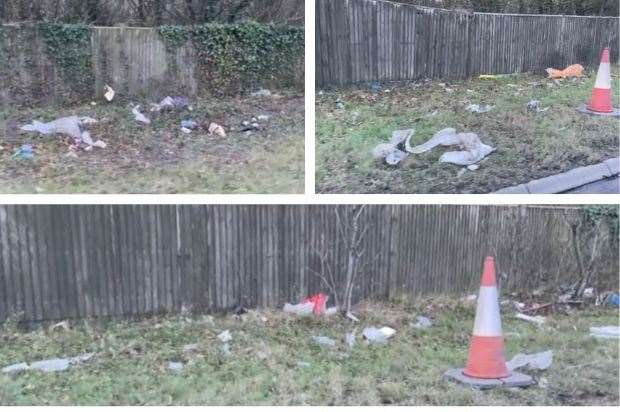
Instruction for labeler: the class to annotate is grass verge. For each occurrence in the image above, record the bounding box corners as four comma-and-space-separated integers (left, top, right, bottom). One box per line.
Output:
0, 92, 304, 194
1, 300, 617, 405
316, 67, 620, 193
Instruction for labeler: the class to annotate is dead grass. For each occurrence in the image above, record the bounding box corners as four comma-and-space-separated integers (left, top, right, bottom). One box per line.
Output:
0, 299, 617, 405
316, 67, 620, 194
0, 91, 304, 194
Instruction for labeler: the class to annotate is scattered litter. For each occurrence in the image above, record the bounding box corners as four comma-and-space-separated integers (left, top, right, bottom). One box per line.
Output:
221, 343, 232, 357
466, 294, 477, 301
506, 350, 553, 371
182, 343, 200, 353
515, 313, 545, 326
589, 326, 620, 339
345, 330, 356, 349
539, 377, 549, 388
583, 288, 594, 298
479, 74, 499, 80
208, 122, 226, 138
181, 120, 198, 129
104, 85, 115, 102
181, 127, 192, 134
335, 99, 345, 110
408, 128, 495, 166
302, 293, 329, 316
362, 326, 396, 344
325, 306, 339, 316
283, 301, 314, 317
79, 116, 99, 125
412, 316, 433, 329
21, 116, 82, 140
385, 150, 409, 165
2, 353, 94, 374
2, 362, 29, 374
93, 140, 107, 149
608, 293, 619, 307
466, 104, 493, 113
527, 100, 549, 113
50, 320, 70, 332
168, 361, 184, 373
150, 96, 190, 112
131, 106, 151, 125
370, 82, 381, 92
257, 115, 271, 122
467, 164, 479, 171
346, 312, 359, 322
251, 89, 272, 98
371, 129, 415, 165
11, 144, 34, 160
312, 336, 336, 347
217, 330, 232, 343
546, 64, 584, 79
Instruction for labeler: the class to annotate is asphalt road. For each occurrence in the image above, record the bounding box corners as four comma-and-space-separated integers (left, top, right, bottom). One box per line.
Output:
563, 176, 620, 194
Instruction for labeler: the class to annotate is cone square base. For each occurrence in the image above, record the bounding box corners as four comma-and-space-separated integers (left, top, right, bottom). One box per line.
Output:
577, 104, 620, 118
444, 368, 535, 389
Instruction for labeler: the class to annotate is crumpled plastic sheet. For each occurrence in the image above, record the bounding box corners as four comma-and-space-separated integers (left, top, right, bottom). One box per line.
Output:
283, 302, 314, 317
506, 350, 553, 371
20, 116, 105, 147
590, 326, 620, 339
2, 353, 94, 374
362, 326, 396, 344
409, 128, 496, 166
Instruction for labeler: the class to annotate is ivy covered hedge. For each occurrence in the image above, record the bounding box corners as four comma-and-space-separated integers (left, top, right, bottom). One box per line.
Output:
159, 23, 304, 93
0, 22, 303, 104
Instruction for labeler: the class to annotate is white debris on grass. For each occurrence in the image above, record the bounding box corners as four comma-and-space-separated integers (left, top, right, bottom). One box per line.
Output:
208, 122, 227, 138
345, 330, 356, 349
515, 313, 546, 326
20, 116, 106, 148
589, 326, 620, 339
312, 336, 336, 347
217, 330, 232, 343
104, 85, 115, 102
506, 350, 553, 371
412, 316, 433, 329
168, 361, 184, 373
362, 326, 396, 344
407, 128, 495, 166
2, 353, 94, 374
527, 100, 549, 113
251, 89, 272, 98
283, 302, 314, 317
182, 343, 200, 353
466, 104, 493, 113
132, 106, 151, 125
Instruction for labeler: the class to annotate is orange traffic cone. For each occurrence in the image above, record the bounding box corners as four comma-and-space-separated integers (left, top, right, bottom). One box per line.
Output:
462, 256, 510, 379
588, 48, 614, 113
578, 48, 619, 117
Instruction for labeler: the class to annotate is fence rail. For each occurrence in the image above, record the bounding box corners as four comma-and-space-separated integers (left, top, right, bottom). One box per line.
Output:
316, 0, 620, 86
1, 205, 617, 323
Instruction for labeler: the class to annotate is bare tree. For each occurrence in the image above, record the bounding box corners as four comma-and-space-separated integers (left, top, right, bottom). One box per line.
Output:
310, 205, 371, 315
566, 206, 617, 299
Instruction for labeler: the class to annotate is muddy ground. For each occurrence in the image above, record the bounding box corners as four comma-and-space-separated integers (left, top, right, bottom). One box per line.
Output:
0, 91, 304, 194
316, 68, 619, 194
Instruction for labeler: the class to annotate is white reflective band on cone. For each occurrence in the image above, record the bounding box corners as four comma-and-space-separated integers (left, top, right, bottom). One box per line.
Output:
472, 286, 503, 336
594, 63, 611, 89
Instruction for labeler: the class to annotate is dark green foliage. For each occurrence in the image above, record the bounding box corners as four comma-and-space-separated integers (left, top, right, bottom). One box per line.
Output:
159, 22, 304, 93
584, 205, 620, 239
39, 23, 94, 100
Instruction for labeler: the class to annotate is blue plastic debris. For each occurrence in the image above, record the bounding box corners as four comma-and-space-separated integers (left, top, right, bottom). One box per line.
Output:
608, 293, 619, 307
11, 144, 34, 160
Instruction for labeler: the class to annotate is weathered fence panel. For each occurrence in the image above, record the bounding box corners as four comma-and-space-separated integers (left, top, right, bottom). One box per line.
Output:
0, 204, 617, 323
0, 23, 304, 105
316, 0, 620, 87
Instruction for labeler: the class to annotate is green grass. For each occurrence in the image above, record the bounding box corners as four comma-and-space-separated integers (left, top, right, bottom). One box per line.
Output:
316, 67, 620, 193
0, 92, 304, 194
1, 300, 617, 405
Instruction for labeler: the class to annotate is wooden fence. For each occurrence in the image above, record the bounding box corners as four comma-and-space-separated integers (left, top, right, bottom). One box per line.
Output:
316, 0, 620, 86
0, 204, 617, 323
0, 24, 304, 105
